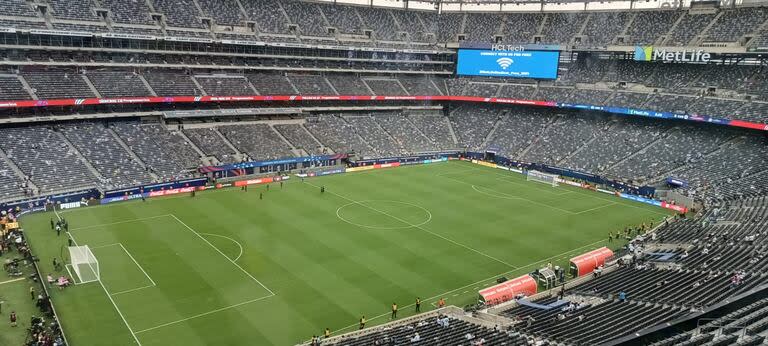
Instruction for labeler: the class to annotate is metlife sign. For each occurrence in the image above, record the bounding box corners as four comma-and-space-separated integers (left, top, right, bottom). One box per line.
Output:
457, 49, 560, 79
634, 46, 711, 63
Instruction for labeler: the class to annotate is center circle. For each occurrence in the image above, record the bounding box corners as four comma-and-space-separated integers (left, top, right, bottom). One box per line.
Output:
336, 200, 432, 230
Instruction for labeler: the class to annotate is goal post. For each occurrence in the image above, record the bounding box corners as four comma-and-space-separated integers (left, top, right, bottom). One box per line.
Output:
68, 246, 99, 284
526, 170, 559, 187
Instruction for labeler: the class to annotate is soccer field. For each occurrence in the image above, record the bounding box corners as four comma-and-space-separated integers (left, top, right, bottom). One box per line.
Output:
21, 160, 672, 345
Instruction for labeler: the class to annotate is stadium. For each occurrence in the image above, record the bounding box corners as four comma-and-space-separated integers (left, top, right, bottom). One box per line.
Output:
0, 0, 766, 345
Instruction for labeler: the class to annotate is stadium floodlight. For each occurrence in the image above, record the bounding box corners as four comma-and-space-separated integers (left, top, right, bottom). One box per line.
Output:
68, 246, 99, 284
526, 170, 559, 187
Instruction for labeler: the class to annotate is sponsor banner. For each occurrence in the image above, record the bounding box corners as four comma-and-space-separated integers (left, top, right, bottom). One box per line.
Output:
296, 167, 346, 178
200, 154, 346, 173
101, 193, 146, 205
666, 177, 688, 188
661, 202, 688, 213
618, 193, 663, 207
0, 94, 762, 132
59, 201, 83, 210
30, 29, 94, 37
101, 33, 157, 40
570, 247, 614, 277
147, 186, 195, 197
471, 160, 497, 169
478, 275, 537, 305
232, 176, 288, 187
345, 165, 376, 173
596, 188, 614, 195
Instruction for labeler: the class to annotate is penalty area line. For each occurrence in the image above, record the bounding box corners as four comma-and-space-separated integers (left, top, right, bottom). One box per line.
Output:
134, 295, 274, 335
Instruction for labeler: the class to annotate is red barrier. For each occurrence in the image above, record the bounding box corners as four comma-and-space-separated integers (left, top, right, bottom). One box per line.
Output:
478, 275, 537, 305
661, 202, 688, 213
569, 247, 614, 277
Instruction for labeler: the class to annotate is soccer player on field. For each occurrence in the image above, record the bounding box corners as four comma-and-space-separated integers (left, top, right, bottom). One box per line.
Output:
391, 302, 397, 319
415, 297, 421, 312
359, 315, 366, 329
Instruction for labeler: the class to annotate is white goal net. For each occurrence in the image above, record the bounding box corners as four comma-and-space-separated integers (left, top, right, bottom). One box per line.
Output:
526, 170, 559, 187
69, 246, 99, 283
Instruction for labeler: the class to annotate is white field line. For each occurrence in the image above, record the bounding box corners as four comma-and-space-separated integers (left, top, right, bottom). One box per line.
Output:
69, 214, 173, 232
0, 277, 25, 286
467, 181, 577, 215
328, 237, 609, 335
63, 228, 143, 345
479, 165, 671, 216
111, 284, 154, 297
169, 214, 275, 296
495, 176, 573, 196
305, 181, 518, 269
134, 295, 274, 335
574, 202, 617, 215
200, 232, 245, 262
119, 243, 156, 287
91, 243, 121, 250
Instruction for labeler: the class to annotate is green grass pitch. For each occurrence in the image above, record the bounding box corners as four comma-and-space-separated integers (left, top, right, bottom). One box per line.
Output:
20, 160, 672, 345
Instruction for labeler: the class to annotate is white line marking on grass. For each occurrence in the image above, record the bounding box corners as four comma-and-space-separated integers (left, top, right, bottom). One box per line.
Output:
335, 200, 432, 230
91, 243, 121, 250
305, 181, 518, 269
494, 176, 573, 196
69, 214, 173, 232
170, 214, 275, 297
0, 277, 25, 285
200, 232, 244, 262
574, 202, 617, 215
118, 243, 156, 287
470, 184, 577, 215
435, 168, 479, 177
134, 295, 274, 335
111, 284, 154, 297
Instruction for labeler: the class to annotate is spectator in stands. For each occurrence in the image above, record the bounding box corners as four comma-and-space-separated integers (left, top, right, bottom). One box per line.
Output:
618, 291, 627, 302
410, 332, 420, 342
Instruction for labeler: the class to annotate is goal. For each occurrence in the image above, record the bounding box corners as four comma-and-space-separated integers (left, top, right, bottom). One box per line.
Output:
526, 170, 559, 187
69, 246, 99, 284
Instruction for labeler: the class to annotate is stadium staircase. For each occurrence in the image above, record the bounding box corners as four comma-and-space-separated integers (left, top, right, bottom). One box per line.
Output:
106, 126, 160, 182
54, 129, 105, 183
603, 126, 678, 176
190, 76, 208, 96
298, 123, 332, 154
694, 11, 726, 46
479, 113, 504, 150
137, 75, 158, 96
660, 11, 690, 46
213, 127, 243, 158
82, 75, 102, 98
0, 147, 36, 192
557, 120, 614, 166
173, 126, 210, 164
268, 124, 304, 157
517, 115, 559, 159
14, 75, 38, 100
324, 77, 340, 96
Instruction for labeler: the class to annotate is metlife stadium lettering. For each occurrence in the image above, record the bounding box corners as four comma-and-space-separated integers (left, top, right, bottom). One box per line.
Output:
634, 46, 711, 63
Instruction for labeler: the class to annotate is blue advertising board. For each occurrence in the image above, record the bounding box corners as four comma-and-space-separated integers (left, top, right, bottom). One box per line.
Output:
457, 49, 560, 79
